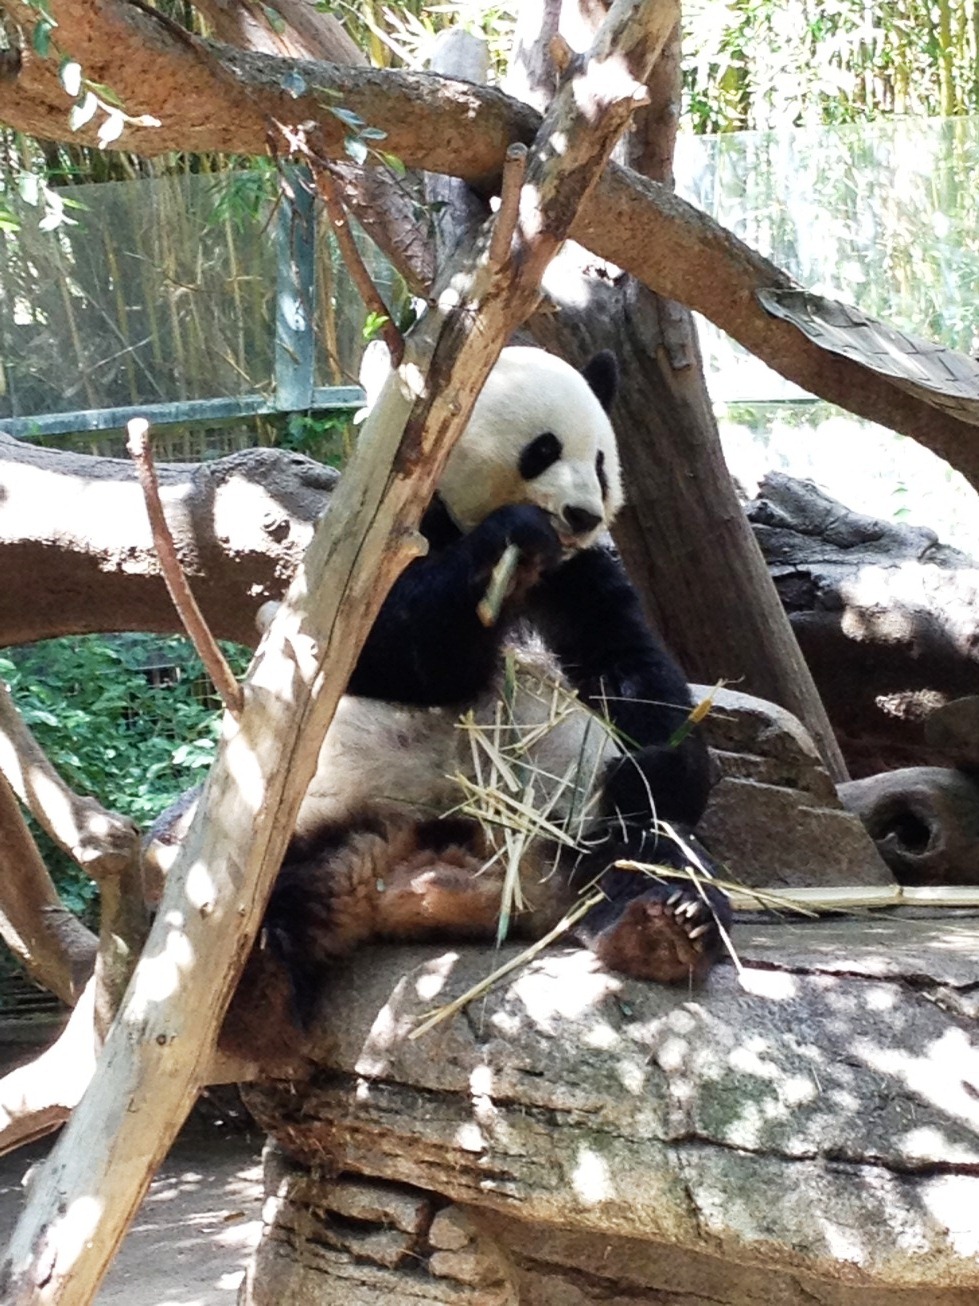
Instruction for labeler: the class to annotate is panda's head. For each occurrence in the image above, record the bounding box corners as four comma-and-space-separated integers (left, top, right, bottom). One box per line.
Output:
438, 347, 623, 550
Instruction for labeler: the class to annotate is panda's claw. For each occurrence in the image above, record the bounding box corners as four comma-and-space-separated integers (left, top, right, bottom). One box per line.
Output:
687, 921, 712, 941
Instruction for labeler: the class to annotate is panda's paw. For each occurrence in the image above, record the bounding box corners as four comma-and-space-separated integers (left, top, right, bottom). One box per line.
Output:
471, 504, 563, 576
578, 876, 731, 985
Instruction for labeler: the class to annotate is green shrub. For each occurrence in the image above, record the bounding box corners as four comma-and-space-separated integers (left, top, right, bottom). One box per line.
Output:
1, 634, 251, 923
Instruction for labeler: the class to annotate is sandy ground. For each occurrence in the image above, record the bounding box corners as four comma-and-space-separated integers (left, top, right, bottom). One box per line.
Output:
0, 1125, 265, 1305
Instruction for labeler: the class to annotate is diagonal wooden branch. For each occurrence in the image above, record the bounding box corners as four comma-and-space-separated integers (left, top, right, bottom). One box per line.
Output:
0, 770, 95, 1006
2, 0, 976, 486
0, 979, 97, 1157
0, 676, 146, 1034
0, 2, 669, 1299
307, 161, 405, 367
0, 681, 138, 883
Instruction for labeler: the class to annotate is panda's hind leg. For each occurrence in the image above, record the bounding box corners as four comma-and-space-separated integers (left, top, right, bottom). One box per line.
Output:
260, 813, 509, 1028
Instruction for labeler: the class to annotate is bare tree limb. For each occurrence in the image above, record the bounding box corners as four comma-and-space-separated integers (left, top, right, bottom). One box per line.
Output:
126, 419, 244, 718
0, 436, 337, 649
0, 672, 146, 1031
307, 161, 405, 366
0, 772, 95, 1007
0, 682, 138, 882
0, 980, 97, 1158
489, 142, 528, 267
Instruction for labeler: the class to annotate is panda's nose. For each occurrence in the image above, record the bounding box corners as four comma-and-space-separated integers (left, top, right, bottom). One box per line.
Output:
562, 505, 603, 536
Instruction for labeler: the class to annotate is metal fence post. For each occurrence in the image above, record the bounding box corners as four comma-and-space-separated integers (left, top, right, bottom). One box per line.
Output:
274, 165, 317, 413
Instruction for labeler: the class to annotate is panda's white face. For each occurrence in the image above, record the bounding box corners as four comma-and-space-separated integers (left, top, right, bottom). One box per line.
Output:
438, 347, 623, 550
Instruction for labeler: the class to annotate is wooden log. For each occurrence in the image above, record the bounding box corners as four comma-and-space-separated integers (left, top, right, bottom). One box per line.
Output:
747, 472, 979, 775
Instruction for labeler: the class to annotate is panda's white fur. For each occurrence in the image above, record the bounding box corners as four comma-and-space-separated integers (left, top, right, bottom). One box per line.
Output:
437, 347, 623, 546
295, 650, 622, 841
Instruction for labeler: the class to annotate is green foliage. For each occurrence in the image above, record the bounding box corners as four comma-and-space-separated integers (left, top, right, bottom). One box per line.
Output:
278, 410, 355, 465
0, 634, 251, 921
683, 0, 979, 132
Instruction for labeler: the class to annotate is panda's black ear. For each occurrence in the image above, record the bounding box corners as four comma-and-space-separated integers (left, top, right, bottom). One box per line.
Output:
581, 351, 618, 413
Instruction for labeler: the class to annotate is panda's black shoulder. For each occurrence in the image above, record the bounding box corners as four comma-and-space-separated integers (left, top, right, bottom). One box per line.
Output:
420, 496, 463, 551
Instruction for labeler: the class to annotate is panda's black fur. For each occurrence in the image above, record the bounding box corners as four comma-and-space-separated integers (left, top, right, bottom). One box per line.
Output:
246, 346, 731, 1034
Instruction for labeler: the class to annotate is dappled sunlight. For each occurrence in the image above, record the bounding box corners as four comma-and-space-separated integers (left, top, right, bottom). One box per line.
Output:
414, 951, 458, 1002
129, 914, 195, 1008
571, 1146, 613, 1206
840, 556, 979, 645
507, 950, 620, 1033
452, 1119, 487, 1154
921, 1177, 979, 1257
356, 953, 460, 1077
737, 967, 798, 999
857, 1027, 979, 1135
48, 1193, 104, 1280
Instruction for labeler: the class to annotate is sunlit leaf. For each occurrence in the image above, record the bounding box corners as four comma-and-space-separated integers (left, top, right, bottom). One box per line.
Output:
68, 91, 98, 131
377, 150, 406, 177
17, 173, 40, 206
59, 58, 82, 97
344, 134, 368, 164
97, 109, 125, 147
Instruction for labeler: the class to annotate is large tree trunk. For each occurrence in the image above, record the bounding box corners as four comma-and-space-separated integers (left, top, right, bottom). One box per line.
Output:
511, 6, 848, 778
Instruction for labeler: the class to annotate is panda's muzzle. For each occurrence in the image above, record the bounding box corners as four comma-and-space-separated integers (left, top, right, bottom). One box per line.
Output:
561, 505, 604, 538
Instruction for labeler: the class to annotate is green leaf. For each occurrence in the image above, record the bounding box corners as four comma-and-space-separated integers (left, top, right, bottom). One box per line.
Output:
32, 18, 53, 58
261, 3, 286, 35
377, 151, 406, 177
344, 135, 368, 165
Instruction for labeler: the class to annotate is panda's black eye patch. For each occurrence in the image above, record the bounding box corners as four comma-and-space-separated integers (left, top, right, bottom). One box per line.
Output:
519, 432, 562, 481
596, 449, 608, 497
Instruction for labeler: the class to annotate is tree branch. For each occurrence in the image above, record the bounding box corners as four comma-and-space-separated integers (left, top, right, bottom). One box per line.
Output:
0, 682, 138, 881
307, 162, 405, 367
0, 771, 95, 1007
1, 0, 974, 485
0, 436, 337, 649
0, 980, 97, 1157
126, 419, 244, 719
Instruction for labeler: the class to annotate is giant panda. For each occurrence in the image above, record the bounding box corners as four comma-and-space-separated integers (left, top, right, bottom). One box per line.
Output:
233, 345, 731, 1032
